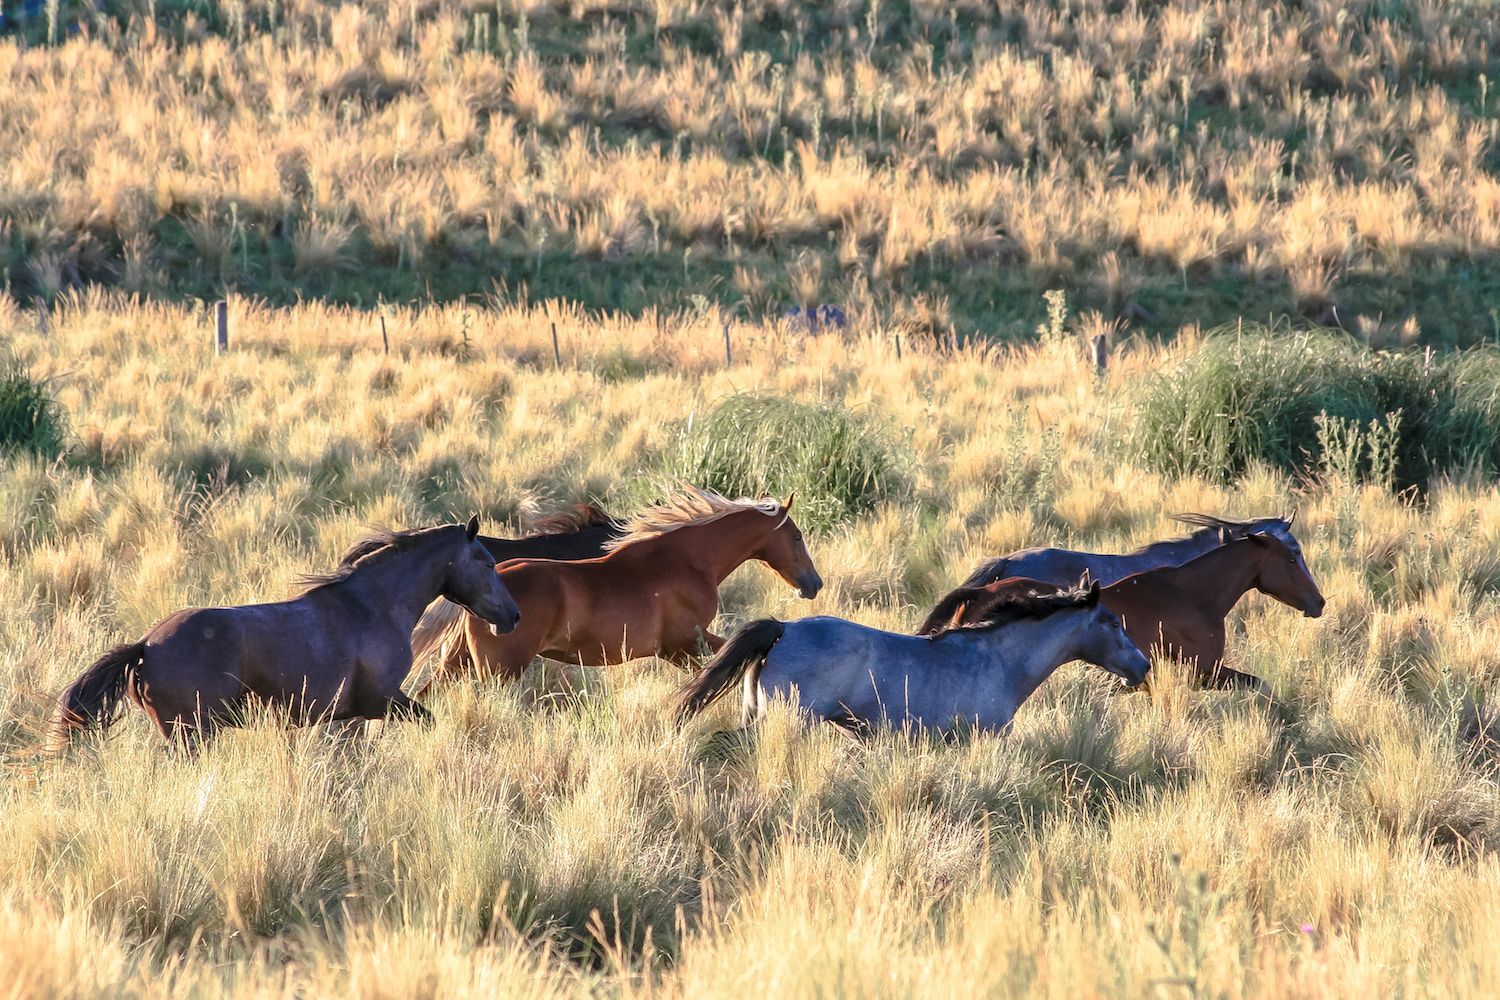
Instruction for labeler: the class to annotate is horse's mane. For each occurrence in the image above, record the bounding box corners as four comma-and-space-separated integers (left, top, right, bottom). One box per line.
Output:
602, 486, 783, 552
1169, 512, 1285, 535
522, 503, 616, 536
298, 524, 454, 591
925, 583, 1095, 640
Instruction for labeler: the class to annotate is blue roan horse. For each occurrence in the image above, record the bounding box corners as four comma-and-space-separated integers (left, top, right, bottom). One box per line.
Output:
675, 583, 1149, 735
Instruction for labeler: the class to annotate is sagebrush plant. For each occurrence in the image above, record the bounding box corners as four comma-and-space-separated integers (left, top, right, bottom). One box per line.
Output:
664, 391, 902, 533
1130, 326, 1500, 488
2, 0, 1499, 339
2, 292, 1500, 996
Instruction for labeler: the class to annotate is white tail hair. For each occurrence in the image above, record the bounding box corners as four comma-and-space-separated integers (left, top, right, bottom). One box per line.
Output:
409, 597, 468, 668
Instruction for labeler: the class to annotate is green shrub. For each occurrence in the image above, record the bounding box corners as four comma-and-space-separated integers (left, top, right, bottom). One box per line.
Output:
664, 393, 901, 533
0, 362, 65, 458
1129, 327, 1500, 489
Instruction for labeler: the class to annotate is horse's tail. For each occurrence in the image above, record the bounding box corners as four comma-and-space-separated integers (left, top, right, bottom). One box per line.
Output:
961, 557, 1008, 588
409, 597, 468, 668
674, 618, 785, 721
49, 641, 145, 751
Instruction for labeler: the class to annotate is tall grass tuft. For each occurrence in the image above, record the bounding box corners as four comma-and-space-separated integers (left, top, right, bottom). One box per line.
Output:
0, 361, 66, 458
1130, 327, 1500, 489
665, 393, 900, 533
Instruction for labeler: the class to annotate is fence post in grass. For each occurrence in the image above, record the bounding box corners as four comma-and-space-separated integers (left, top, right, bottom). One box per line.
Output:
1090, 333, 1109, 371
34, 297, 47, 337
551, 322, 562, 369
894, 330, 901, 360
724, 322, 732, 367
380, 313, 390, 355
215, 300, 229, 355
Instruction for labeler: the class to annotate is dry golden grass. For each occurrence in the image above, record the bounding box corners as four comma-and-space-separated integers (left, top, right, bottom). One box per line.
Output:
2, 0, 1498, 337
0, 293, 1498, 995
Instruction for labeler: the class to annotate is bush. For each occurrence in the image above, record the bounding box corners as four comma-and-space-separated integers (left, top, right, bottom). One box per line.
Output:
1129, 327, 1500, 489
664, 393, 901, 533
0, 362, 65, 458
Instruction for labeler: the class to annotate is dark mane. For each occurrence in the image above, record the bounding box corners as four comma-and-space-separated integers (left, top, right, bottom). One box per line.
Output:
925, 584, 1096, 640
297, 525, 456, 591
1169, 512, 1284, 534
522, 503, 617, 536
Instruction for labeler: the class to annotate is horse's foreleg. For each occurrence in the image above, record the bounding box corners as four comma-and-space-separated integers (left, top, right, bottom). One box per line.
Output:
1199, 664, 1266, 691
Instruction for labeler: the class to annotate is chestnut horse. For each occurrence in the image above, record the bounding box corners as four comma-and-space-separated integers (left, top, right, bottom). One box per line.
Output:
479, 503, 623, 562
50, 518, 520, 747
962, 512, 1307, 588
921, 533, 1325, 691
410, 488, 823, 688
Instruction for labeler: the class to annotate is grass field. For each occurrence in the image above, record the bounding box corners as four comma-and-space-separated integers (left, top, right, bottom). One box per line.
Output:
1, 292, 1499, 996
3, 0, 1500, 340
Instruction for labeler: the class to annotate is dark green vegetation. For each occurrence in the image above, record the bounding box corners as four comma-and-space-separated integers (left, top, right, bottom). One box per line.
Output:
1130, 326, 1500, 490
0, 360, 64, 459
3, 0, 1500, 344
666, 392, 901, 533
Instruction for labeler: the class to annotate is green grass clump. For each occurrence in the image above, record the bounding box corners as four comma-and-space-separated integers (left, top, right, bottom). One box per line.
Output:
1130, 327, 1500, 489
0, 362, 64, 459
666, 393, 900, 533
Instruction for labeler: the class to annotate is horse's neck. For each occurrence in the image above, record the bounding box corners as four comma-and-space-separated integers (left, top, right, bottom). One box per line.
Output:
1159, 544, 1259, 617
663, 511, 774, 584
972, 616, 1083, 703
341, 547, 451, 631
1127, 528, 1220, 561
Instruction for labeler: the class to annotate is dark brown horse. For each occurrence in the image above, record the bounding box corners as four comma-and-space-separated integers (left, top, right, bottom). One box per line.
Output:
962, 513, 1308, 588
921, 534, 1325, 691
479, 503, 623, 562
50, 518, 520, 747
410, 488, 823, 688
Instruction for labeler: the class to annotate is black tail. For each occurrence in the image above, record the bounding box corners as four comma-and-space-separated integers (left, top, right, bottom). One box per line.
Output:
49, 641, 144, 751
674, 619, 785, 720
961, 557, 1009, 588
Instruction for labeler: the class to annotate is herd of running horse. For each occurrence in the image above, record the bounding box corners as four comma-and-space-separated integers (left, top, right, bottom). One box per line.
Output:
47, 487, 1325, 748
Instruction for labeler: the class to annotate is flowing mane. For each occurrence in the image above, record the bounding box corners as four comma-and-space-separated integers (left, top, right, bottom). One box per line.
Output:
522, 502, 617, 536
925, 584, 1096, 640
603, 486, 784, 552
1170, 512, 1286, 535
298, 524, 456, 591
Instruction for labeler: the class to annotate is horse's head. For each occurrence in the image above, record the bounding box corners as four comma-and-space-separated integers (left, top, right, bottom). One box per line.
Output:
755, 492, 823, 599
1071, 582, 1152, 687
1246, 531, 1325, 618
444, 516, 522, 634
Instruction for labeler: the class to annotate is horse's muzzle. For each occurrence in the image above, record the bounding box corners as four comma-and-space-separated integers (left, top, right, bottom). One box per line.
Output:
797, 571, 824, 600
1303, 598, 1326, 618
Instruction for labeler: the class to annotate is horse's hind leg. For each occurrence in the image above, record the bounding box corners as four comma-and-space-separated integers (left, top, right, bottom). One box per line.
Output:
1200, 664, 1270, 694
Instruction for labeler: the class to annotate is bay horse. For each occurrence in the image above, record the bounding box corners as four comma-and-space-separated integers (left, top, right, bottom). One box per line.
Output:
409, 487, 823, 689
923, 533, 1325, 691
479, 503, 623, 562
962, 512, 1307, 588
674, 583, 1149, 735
49, 517, 520, 747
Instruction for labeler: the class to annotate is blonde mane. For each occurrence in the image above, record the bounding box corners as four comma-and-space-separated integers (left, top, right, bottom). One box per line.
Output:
603, 486, 785, 552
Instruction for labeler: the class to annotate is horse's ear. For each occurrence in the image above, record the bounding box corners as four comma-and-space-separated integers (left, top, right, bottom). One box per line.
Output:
783, 490, 796, 512
950, 602, 969, 627
1086, 580, 1101, 605
1285, 510, 1296, 526
465, 515, 480, 542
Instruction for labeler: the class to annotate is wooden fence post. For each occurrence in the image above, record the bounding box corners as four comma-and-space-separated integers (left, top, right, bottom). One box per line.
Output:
551, 322, 562, 369
34, 297, 47, 337
1089, 333, 1108, 371
215, 300, 229, 355
380, 313, 390, 355
723, 323, 732, 367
